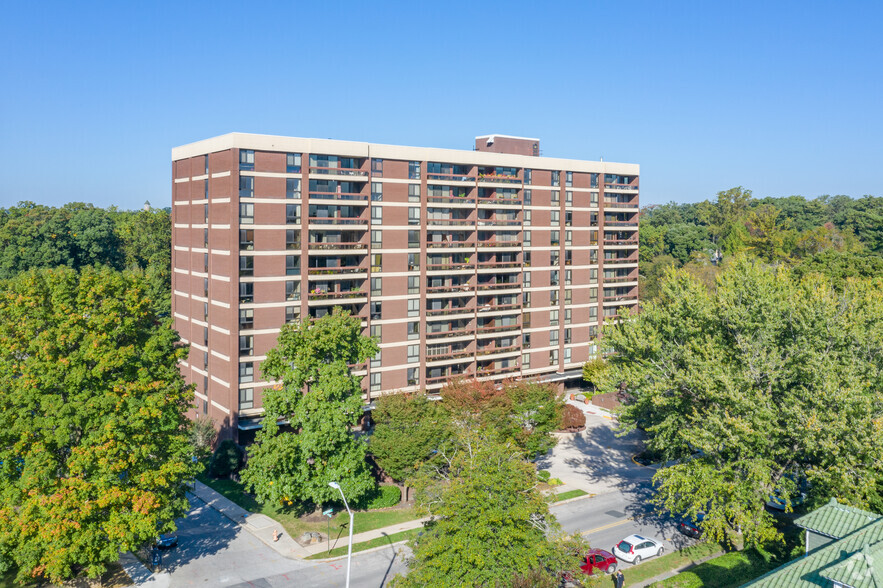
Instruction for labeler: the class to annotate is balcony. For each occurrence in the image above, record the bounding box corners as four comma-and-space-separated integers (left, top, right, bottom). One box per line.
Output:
603, 274, 639, 284
476, 344, 520, 357
427, 282, 474, 294
307, 216, 368, 225
477, 173, 521, 185
603, 256, 639, 265
309, 191, 369, 203
477, 261, 520, 270
603, 294, 638, 304
426, 325, 475, 340
427, 194, 476, 206
427, 262, 474, 272
477, 238, 522, 247
427, 304, 475, 317
476, 364, 520, 377
308, 241, 367, 251
426, 172, 473, 182
307, 265, 366, 275
477, 196, 522, 207
426, 370, 474, 385
477, 322, 521, 334
427, 239, 475, 249
427, 217, 474, 227
309, 166, 368, 178
603, 238, 639, 246
604, 199, 639, 209
308, 289, 368, 301
604, 183, 639, 192
426, 345, 474, 362
476, 280, 520, 291
477, 302, 519, 312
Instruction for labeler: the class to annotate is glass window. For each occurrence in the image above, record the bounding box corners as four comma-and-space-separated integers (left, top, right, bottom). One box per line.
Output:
286, 153, 301, 173
523, 291, 531, 307
524, 271, 531, 287
524, 169, 532, 184
371, 230, 382, 247
371, 253, 382, 272
407, 321, 419, 339
564, 328, 572, 344
371, 349, 381, 368
239, 309, 253, 329
408, 230, 420, 248
204, 203, 209, 222
371, 182, 383, 201
239, 255, 253, 276
407, 367, 419, 386
564, 348, 572, 363
239, 335, 254, 357
371, 206, 382, 225
239, 203, 254, 224
408, 298, 419, 317
408, 207, 420, 225
551, 171, 560, 187
239, 150, 254, 171
286, 204, 300, 224
370, 372, 381, 393
550, 309, 559, 326
204, 154, 209, 175
372, 158, 383, 175
549, 349, 558, 364
523, 251, 531, 267
286, 229, 299, 250
239, 282, 253, 303
409, 161, 421, 180
551, 231, 560, 246
524, 189, 531, 206
408, 253, 419, 271
370, 324, 382, 340
408, 344, 419, 363
524, 230, 531, 246
286, 178, 301, 199
371, 277, 382, 296
551, 190, 560, 204
524, 210, 531, 225
550, 330, 559, 345
286, 280, 300, 301
239, 362, 254, 383
565, 269, 572, 285
239, 388, 254, 410
408, 184, 421, 202
204, 228, 209, 247
285, 305, 299, 323
239, 229, 254, 251
551, 210, 559, 225
286, 255, 299, 275
565, 191, 573, 205
370, 301, 382, 320
522, 353, 530, 368
565, 309, 572, 324
408, 276, 419, 294
565, 171, 573, 187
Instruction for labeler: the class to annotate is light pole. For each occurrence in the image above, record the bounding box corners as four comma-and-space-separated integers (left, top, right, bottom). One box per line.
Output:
329, 481, 353, 588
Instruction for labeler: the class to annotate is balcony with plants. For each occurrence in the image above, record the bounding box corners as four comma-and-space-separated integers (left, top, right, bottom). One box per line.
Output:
427, 275, 474, 296
307, 254, 367, 275
477, 166, 521, 185
425, 362, 475, 386
476, 230, 521, 248
477, 293, 519, 313
476, 357, 520, 377
477, 316, 521, 335
427, 252, 474, 272
476, 335, 520, 358
307, 279, 367, 303
477, 209, 520, 227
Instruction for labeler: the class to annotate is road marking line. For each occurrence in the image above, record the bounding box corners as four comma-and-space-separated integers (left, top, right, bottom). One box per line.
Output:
580, 517, 633, 536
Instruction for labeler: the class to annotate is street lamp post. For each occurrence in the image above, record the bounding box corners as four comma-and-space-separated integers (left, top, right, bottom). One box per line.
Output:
329, 481, 353, 588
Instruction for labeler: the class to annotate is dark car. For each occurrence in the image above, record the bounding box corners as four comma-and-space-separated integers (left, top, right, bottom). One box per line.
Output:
678, 512, 705, 539
580, 548, 618, 575
156, 534, 178, 549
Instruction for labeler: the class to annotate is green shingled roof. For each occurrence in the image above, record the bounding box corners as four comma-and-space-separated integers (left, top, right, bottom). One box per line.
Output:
742, 504, 883, 587
796, 499, 882, 539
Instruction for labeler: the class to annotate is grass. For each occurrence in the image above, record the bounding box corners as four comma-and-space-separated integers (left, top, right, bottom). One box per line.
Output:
552, 489, 590, 502
621, 541, 727, 587
197, 473, 421, 541
0, 561, 130, 588
306, 528, 422, 559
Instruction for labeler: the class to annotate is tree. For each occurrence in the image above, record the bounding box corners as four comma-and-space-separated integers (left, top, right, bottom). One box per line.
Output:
396, 432, 592, 587
743, 204, 793, 262
792, 248, 883, 288
241, 308, 379, 507
639, 254, 679, 301
0, 267, 196, 583
663, 223, 711, 265
582, 357, 608, 390
600, 257, 883, 547
370, 393, 451, 502
190, 416, 218, 461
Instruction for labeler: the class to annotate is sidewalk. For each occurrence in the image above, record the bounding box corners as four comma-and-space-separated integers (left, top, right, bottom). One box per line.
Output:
191, 480, 428, 560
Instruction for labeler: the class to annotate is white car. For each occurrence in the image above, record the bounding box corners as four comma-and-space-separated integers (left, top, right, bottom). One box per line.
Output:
612, 534, 664, 564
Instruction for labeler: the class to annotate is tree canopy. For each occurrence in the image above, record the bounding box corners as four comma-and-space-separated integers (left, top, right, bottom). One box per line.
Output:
0, 267, 195, 583
241, 308, 379, 507
601, 257, 883, 546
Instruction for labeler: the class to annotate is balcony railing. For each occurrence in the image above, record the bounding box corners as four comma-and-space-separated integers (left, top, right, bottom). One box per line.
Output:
309, 166, 368, 177
603, 239, 640, 246
477, 219, 521, 227
477, 302, 519, 312
427, 348, 474, 362
604, 220, 639, 227
427, 218, 474, 226
426, 173, 473, 182
307, 217, 368, 225
604, 200, 639, 208
427, 240, 474, 248
477, 365, 520, 377
427, 262, 474, 271
309, 290, 368, 300
604, 183, 639, 191
604, 257, 639, 265
477, 239, 522, 247
476, 344, 520, 357
477, 323, 521, 334
477, 261, 520, 269
476, 281, 520, 290
309, 192, 369, 202
427, 326, 475, 339
604, 275, 638, 284
477, 174, 520, 184
427, 306, 474, 317
308, 241, 367, 250
427, 283, 474, 293
477, 198, 522, 207
427, 195, 476, 205
307, 266, 365, 275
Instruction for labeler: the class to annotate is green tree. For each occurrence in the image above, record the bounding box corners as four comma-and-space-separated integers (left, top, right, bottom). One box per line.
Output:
241, 308, 379, 507
663, 223, 711, 265
601, 257, 883, 547
743, 204, 793, 261
582, 357, 608, 390
397, 431, 591, 587
699, 186, 753, 246
190, 416, 217, 461
370, 393, 451, 502
639, 254, 679, 302
114, 208, 172, 315
831, 195, 883, 253
792, 248, 883, 288
0, 267, 195, 583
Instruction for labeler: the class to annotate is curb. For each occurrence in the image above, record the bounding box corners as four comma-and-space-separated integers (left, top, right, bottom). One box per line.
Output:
551, 492, 597, 507
306, 538, 413, 563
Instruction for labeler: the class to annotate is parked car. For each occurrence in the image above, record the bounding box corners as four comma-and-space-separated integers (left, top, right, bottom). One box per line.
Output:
612, 534, 664, 564
678, 512, 705, 539
580, 548, 618, 575
156, 534, 178, 549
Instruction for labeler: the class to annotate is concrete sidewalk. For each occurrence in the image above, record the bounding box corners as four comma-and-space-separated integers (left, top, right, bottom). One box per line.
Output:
303, 515, 428, 558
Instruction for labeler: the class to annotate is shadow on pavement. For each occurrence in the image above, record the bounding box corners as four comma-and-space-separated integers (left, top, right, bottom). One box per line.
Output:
153, 497, 240, 574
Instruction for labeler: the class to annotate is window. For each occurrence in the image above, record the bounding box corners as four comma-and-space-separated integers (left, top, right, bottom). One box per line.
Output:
286, 229, 299, 250
524, 169, 532, 184
565, 171, 573, 187
551, 170, 560, 187
551, 290, 559, 305
285, 306, 299, 323
565, 289, 573, 305
239, 309, 253, 329
371, 230, 382, 247
408, 344, 419, 363
551, 231, 560, 246
372, 158, 383, 175
408, 207, 420, 225
524, 210, 531, 225
239, 255, 254, 277
524, 189, 531, 206
590, 173, 599, 188
370, 324, 382, 340
564, 348, 572, 363
204, 154, 209, 175
550, 330, 559, 345
203, 278, 209, 297
551, 210, 559, 225
524, 230, 531, 246
409, 161, 421, 180
408, 230, 420, 248
551, 270, 559, 286
286, 280, 300, 301
551, 190, 560, 204
407, 321, 419, 340
203, 326, 208, 346
408, 184, 421, 202
204, 203, 209, 223
286, 204, 300, 224
565, 210, 573, 226
524, 271, 531, 287
238, 388, 254, 410
371, 277, 382, 296
239, 335, 254, 357
523, 292, 531, 307
550, 250, 560, 266
565, 250, 572, 265
590, 268, 598, 283
565, 309, 572, 324
408, 276, 419, 294
549, 349, 558, 365
408, 299, 420, 317
371, 253, 382, 272
204, 253, 209, 272
565, 270, 572, 285
408, 253, 419, 271
407, 367, 419, 386
371, 350, 381, 368
550, 309, 559, 326
371, 182, 383, 201
286, 153, 301, 173
589, 307, 598, 320
286, 178, 301, 199
239, 150, 254, 171
523, 333, 531, 347
523, 251, 531, 267
239, 229, 254, 250
590, 287, 598, 303
204, 228, 209, 247
522, 353, 530, 368
371, 206, 382, 225
370, 372, 381, 393
239, 203, 254, 224
239, 362, 254, 383
565, 231, 573, 246
371, 301, 382, 320
239, 176, 254, 198
564, 328, 572, 344
286, 255, 299, 275
590, 249, 598, 264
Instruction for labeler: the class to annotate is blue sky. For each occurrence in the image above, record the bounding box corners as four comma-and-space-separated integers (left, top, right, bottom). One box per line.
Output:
1, 1, 880, 210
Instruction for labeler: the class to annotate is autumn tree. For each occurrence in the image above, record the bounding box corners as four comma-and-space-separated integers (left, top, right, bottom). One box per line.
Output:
396, 431, 593, 587
601, 257, 883, 546
0, 267, 196, 583
241, 308, 379, 507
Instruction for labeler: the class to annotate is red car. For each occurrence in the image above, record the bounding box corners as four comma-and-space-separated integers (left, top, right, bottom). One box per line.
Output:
580, 548, 618, 575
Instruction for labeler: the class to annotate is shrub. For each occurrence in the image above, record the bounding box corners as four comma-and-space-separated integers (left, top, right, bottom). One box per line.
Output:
209, 440, 243, 478
560, 405, 586, 431
356, 484, 401, 510
537, 470, 551, 483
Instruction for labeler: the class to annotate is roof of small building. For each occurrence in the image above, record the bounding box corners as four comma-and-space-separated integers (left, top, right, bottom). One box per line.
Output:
797, 498, 882, 539
743, 500, 883, 587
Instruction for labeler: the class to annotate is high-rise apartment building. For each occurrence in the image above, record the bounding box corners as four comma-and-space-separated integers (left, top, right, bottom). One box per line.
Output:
171, 133, 639, 441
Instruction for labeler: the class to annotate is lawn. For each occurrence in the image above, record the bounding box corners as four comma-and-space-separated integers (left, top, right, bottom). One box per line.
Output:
552, 489, 590, 502
621, 541, 727, 587
198, 473, 421, 541
306, 528, 422, 559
